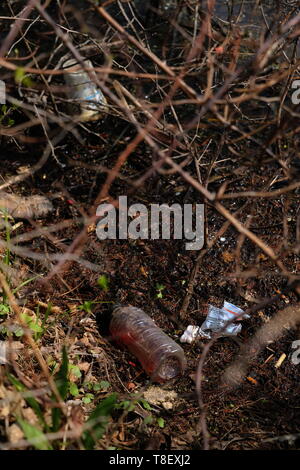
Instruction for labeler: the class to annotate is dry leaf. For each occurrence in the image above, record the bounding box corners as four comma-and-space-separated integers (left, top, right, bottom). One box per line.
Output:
222, 251, 235, 263
22, 407, 39, 425
140, 266, 148, 277
8, 424, 24, 444
78, 362, 90, 373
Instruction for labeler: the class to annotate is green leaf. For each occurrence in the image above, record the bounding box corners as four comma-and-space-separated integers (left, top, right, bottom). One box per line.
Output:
7, 373, 24, 392
55, 346, 69, 400
14, 327, 24, 337
51, 407, 61, 434
87, 393, 117, 424
82, 393, 94, 404
15, 67, 25, 84
156, 283, 165, 291
83, 381, 93, 391
69, 382, 80, 397
29, 322, 43, 333
94, 380, 110, 391
14, 68, 33, 87
80, 301, 93, 314
97, 275, 109, 291
17, 419, 52, 450
155, 283, 165, 299
52, 347, 69, 432
140, 399, 152, 411
0, 304, 10, 315
20, 312, 43, 334
7, 118, 15, 127
144, 415, 153, 425
82, 393, 117, 450
116, 400, 135, 412
69, 364, 82, 379
157, 417, 165, 428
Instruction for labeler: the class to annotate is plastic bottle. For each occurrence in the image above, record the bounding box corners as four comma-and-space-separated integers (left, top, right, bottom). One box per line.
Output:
63, 58, 107, 121
110, 306, 187, 383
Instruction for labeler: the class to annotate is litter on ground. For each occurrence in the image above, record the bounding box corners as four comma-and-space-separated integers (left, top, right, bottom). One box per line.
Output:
180, 302, 249, 342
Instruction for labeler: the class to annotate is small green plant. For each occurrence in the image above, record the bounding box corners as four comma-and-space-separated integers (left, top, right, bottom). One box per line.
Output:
157, 417, 165, 428
81, 381, 111, 404
79, 300, 94, 314
17, 418, 52, 450
84, 380, 110, 392
116, 396, 165, 430
20, 311, 43, 336
68, 364, 81, 397
0, 300, 51, 339
155, 283, 165, 299
0, 303, 10, 316
6, 347, 164, 449
0, 104, 15, 128
14, 67, 33, 88
97, 274, 109, 291
35, 303, 52, 340
82, 393, 94, 404
143, 415, 165, 428
82, 393, 118, 449
0, 291, 11, 333
78, 299, 113, 314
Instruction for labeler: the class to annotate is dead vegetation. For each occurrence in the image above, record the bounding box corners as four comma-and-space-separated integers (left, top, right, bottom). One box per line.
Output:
0, 0, 300, 450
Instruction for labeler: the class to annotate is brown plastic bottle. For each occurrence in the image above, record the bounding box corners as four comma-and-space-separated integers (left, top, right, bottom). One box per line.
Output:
110, 306, 187, 383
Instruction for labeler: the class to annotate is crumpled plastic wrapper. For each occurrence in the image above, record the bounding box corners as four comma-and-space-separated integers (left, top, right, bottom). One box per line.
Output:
180, 301, 249, 343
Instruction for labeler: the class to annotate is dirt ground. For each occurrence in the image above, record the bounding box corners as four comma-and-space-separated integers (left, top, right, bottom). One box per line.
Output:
0, 0, 300, 450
